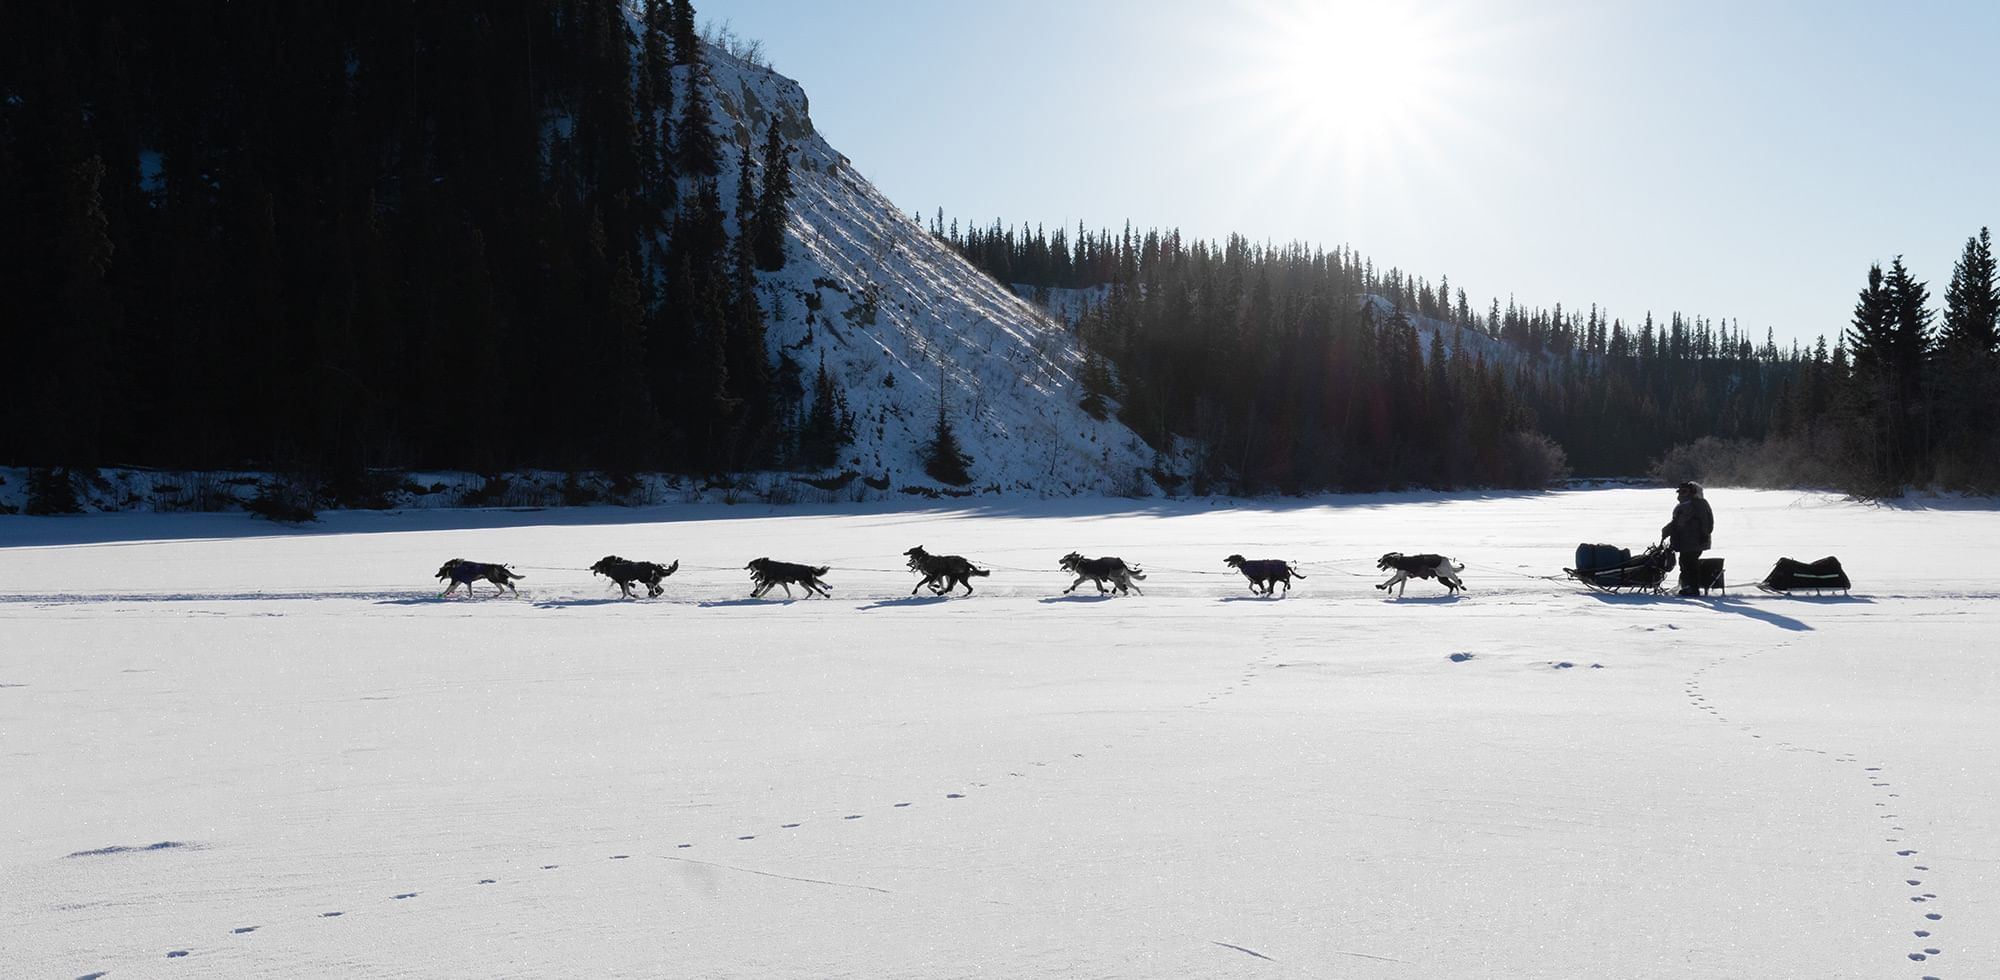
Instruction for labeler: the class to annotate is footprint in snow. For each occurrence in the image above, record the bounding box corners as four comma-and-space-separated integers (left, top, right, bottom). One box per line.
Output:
394, 892, 417, 900
167, 951, 189, 958
232, 926, 258, 934
320, 911, 344, 918
478, 879, 495, 885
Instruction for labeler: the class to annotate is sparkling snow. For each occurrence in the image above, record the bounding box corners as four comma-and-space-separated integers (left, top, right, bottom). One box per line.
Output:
2, 488, 1993, 978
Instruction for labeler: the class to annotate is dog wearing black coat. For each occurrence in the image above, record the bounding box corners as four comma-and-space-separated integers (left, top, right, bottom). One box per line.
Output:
1374, 552, 1466, 598
1059, 552, 1145, 596
746, 557, 833, 599
903, 546, 990, 596
436, 558, 525, 598
1224, 555, 1305, 596
590, 555, 680, 599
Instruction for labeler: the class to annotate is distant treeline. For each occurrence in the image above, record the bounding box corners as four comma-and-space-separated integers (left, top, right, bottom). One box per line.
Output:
0, 0, 833, 490
931, 216, 2000, 496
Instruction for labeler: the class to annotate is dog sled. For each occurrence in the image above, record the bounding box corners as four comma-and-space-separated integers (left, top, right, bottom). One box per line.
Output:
1564, 542, 1675, 595
1755, 556, 1850, 595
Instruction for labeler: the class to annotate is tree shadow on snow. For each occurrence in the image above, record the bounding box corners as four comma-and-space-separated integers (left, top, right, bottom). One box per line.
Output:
1217, 594, 1288, 603
698, 597, 797, 608
1036, 594, 1121, 604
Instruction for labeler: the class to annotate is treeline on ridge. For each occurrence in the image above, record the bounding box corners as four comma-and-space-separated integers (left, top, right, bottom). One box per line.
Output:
929, 216, 2000, 496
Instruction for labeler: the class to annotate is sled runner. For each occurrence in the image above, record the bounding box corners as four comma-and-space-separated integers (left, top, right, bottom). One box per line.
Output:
1564, 542, 1675, 595
1755, 556, 1850, 595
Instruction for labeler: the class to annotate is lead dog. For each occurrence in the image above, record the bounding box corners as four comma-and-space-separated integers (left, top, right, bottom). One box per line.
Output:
1224, 555, 1305, 596
746, 557, 833, 599
590, 555, 680, 599
1059, 552, 1145, 596
1375, 552, 1466, 598
436, 558, 524, 598
904, 546, 990, 596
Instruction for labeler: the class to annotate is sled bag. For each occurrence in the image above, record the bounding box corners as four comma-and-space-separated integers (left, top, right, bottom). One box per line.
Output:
1574, 543, 1629, 572
1762, 556, 1850, 592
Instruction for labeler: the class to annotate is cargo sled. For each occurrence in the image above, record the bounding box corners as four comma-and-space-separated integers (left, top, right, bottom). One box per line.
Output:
1755, 556, 1851, 595
1564, 542, 1675, 595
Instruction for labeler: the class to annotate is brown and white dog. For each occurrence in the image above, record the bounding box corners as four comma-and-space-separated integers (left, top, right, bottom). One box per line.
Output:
436, 558, 524, 598
1224, 555, 1305, 596
1059, 552, 1145, 596
1375, 553, 1466, 598
746, 558, 833, 599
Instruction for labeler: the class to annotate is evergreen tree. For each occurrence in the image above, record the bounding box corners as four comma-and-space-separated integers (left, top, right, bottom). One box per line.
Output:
752, 118, 792, 271
674, 46, 721, 178
1937, 228, 1999, 483
669, 0, 701, 67
924, 372, 975, 486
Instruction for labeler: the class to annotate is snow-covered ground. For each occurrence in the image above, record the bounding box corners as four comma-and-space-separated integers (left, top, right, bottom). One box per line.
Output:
2, 489, 1993, 979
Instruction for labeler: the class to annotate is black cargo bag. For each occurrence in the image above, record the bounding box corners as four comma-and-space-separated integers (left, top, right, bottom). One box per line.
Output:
1758, 556, 1850, 594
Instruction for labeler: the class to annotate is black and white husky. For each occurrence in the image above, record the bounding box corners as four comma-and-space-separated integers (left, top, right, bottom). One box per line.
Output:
1375, 552, 1466, 598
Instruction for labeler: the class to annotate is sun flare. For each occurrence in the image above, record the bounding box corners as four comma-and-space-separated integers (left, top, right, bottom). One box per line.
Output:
1217, 0, 1472, 182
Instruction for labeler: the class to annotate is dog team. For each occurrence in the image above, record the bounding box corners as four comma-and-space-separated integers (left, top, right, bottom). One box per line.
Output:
434, 548, 1468, 600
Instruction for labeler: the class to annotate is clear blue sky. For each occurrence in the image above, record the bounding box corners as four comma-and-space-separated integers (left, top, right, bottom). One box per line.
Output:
696, 0, 2000, 348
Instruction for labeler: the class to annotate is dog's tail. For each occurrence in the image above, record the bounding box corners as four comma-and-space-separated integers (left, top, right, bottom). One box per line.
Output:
665, 560, 680, 576
1129, 566, 1147, 579
508, 566, 526, 580
971, 567, 991, 577
1290, 563, 1307, 578
814, 565, 831, 576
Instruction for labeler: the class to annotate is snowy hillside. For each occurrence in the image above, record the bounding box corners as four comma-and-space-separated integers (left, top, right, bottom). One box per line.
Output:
699, 48, 1170, 496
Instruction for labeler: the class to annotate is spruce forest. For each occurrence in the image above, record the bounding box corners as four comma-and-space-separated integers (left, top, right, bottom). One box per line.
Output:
932, 220, 1998, 496
4, 1, 1997, 501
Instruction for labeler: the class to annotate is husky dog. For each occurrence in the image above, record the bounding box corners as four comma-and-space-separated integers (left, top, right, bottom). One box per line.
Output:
745, 557, 833, 599
903, 546, 991, 596
1059, 552, 1146, 596
589, 555, 679, 599
1374, 552, 1466, 598
436, 559, 525, 598
1224, 555, 1305, 596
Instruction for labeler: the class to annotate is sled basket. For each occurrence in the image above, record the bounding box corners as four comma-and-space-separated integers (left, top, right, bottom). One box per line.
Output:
1564, 542, 1675, 594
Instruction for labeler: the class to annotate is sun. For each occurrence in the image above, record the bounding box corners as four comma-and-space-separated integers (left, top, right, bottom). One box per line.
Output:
1264, 2, 1440, 138
1211, 0, 1475, 183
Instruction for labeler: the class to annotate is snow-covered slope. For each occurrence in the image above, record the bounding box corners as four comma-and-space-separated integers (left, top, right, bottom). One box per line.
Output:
700, 49, 1167, 496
